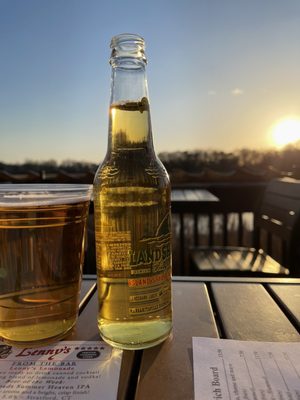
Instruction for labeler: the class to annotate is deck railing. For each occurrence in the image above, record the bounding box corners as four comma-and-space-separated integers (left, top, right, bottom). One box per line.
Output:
171, 182, 266, 275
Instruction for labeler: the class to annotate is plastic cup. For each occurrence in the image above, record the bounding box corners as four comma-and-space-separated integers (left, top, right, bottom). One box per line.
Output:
0, 184, 92, 346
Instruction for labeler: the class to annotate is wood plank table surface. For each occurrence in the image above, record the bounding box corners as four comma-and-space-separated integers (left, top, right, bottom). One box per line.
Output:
171, 188, 219, 203
171, 189, 219, 214
70, 275, 300, 400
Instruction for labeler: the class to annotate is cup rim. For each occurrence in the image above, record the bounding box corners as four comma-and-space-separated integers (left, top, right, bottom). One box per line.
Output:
0, 184, 93, 207
0, 183, 92, 191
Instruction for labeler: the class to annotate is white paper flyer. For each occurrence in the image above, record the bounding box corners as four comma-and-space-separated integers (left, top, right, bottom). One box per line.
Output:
193, 337, 300, 400
0, 341, 122, 400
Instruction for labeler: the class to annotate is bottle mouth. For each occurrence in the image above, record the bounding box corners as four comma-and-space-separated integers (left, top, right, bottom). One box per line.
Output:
110, 33, 147, 64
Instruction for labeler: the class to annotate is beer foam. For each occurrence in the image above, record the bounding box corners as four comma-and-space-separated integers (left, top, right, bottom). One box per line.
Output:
0, 184, 93, 207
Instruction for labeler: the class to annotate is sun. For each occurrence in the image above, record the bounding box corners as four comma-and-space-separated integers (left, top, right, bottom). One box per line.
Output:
271, 118, 300, 148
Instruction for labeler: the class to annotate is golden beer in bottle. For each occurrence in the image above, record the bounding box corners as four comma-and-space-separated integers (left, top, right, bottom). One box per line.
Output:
93, 33, 172, 349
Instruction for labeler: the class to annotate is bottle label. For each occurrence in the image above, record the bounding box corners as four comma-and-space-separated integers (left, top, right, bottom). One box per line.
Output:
98, 230, 171, 276
97, 213, 172, 316
127, 270, 171, 316
98, 231, 132, 274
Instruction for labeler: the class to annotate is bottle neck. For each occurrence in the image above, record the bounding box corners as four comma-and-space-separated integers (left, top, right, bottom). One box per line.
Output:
107, 61, 154, 153
110, 60, 149, 103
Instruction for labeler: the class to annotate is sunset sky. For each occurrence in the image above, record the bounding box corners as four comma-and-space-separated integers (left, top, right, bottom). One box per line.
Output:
1, 0, 300, 164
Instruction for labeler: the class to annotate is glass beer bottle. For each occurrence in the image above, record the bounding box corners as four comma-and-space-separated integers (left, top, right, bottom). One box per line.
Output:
93, 33, 172, 349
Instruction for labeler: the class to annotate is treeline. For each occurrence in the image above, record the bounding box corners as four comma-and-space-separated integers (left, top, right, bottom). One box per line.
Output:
159, 145, 300, 174
1, 144, 300, 175
0, 159, 97, 173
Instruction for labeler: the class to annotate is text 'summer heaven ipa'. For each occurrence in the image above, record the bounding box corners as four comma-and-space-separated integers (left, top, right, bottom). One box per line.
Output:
93, 33, 172, 349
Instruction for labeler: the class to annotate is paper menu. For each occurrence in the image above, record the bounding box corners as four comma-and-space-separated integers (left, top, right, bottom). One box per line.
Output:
0, 341, 122, 400
193, 337, 300, 400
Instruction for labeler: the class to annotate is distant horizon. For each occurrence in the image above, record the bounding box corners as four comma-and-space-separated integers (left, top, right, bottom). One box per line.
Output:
1, 123, 300, 165
1, 142, 299, 167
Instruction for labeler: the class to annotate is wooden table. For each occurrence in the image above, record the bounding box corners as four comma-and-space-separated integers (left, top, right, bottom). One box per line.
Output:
171, 188, 219, 210
71, 276, 300, 400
